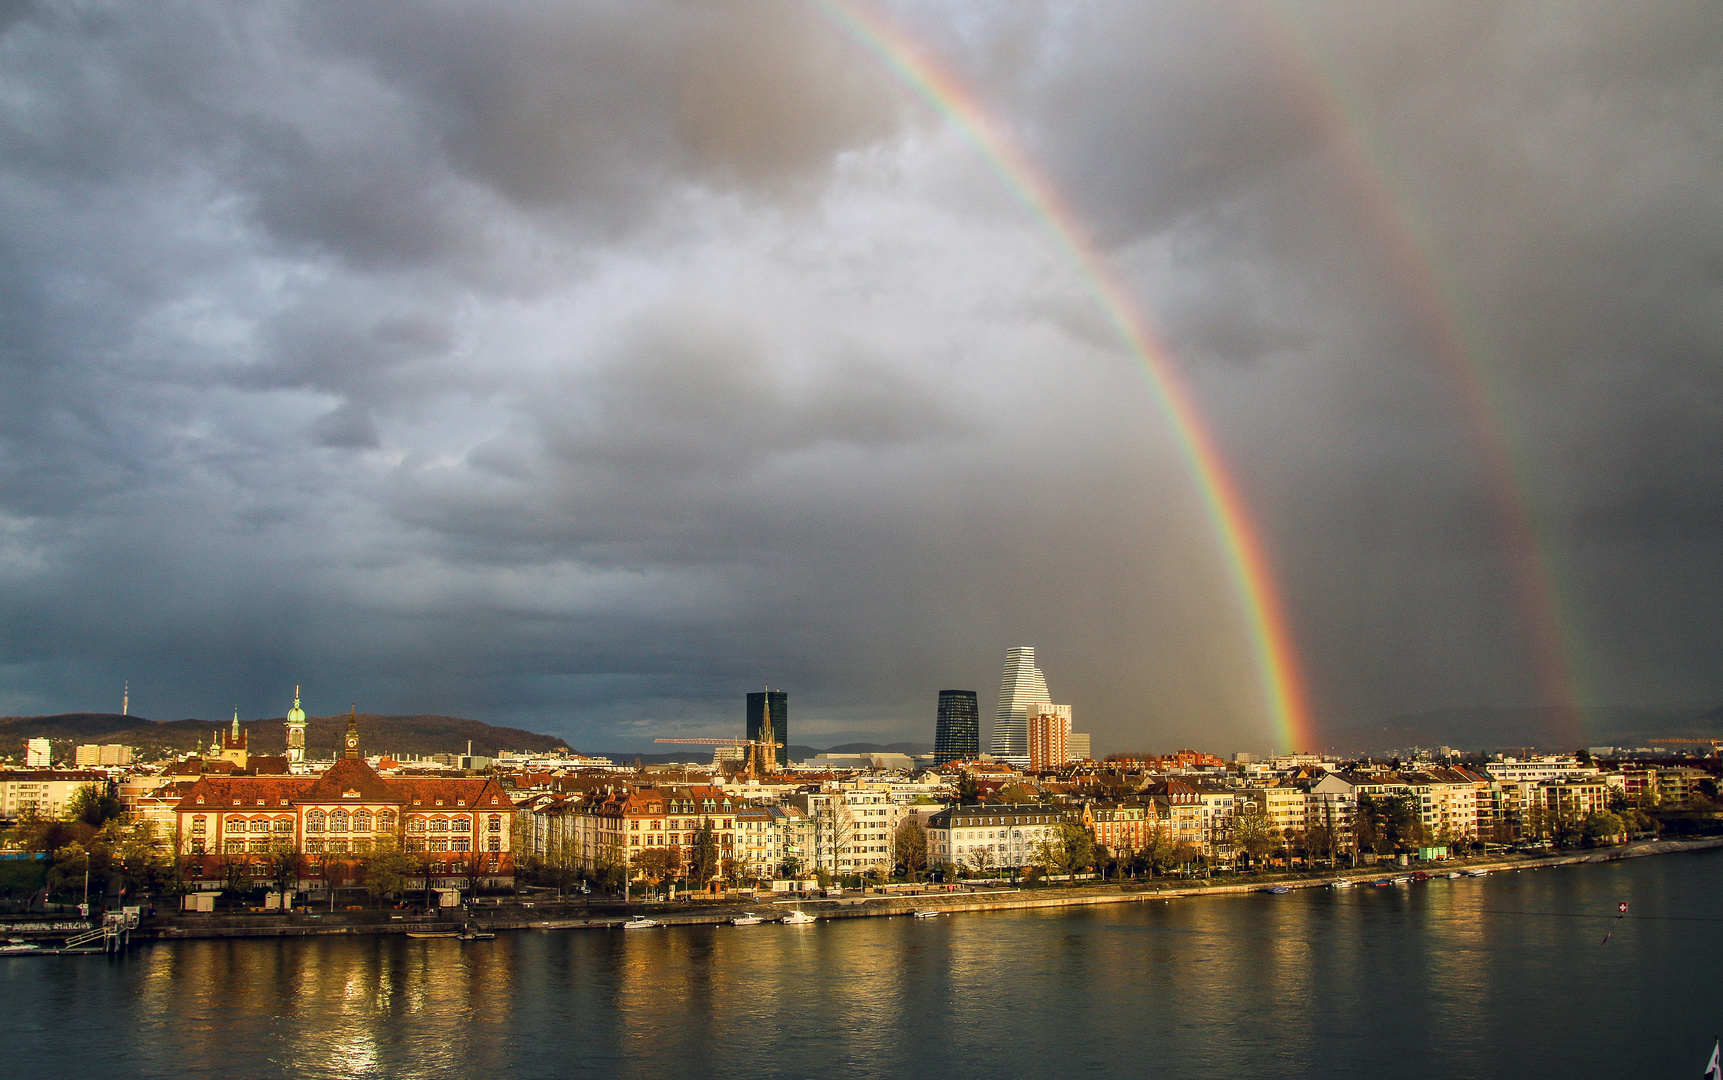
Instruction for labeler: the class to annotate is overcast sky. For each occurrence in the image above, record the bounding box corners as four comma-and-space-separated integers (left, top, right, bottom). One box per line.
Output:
1, 1, 1718, 754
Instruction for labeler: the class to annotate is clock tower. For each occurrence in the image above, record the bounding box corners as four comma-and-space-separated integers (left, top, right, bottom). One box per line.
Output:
344, 705, 361, 760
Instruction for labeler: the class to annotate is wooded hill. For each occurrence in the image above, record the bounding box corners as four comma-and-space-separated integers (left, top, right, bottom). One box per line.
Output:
0, 712, 570, 760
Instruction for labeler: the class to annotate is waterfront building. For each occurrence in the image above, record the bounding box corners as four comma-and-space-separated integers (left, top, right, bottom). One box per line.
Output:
934, 690, 980, 765
1081, 800, 1150, 856
172, 713, 516, 895
735, 804, 812, 878
991, 647, 1050, 768
1027, 706, 1072, 771
925, 803, 1070, 871
786, 784, 902, 876
746, 690, 788, 762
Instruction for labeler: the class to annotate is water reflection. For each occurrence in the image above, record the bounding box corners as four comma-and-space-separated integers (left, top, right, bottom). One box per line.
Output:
6, 853, 1720, 1080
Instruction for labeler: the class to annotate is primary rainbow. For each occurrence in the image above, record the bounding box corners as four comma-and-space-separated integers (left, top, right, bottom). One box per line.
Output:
810, 0, 1318, 752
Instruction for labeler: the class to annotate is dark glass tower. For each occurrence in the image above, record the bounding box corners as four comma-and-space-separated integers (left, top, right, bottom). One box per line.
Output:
935, 690, 980, 765
746, 690, 788, 757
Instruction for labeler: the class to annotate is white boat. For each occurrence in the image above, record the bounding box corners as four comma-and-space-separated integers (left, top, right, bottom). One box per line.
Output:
730, 913, 763, 925
1465, 868, 1488, 878
0, 940, 42, 954
622, 915, 659, 929
912, 909, 941, 918
1446, 871, 1462, 879
780, 910, 816, 924
1391, 875, 1412, 884
1329, 878, 1353, 889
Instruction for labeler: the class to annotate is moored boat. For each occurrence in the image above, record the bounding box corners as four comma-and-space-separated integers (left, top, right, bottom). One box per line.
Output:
406, 931, 459, 939
780, 909, 816, 924
730, 913, 763, 925
912, 909, 941, 918
1329, 878, 1353, 889
1264, 886, 1292, 895
622, 915, 660, 929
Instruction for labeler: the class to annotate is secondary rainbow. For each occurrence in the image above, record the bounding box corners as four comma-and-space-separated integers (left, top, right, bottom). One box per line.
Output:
810, 0, 1317, 752
1258, 3, 1587, 740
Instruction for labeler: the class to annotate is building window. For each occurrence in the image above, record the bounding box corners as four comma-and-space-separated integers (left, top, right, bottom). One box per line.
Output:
329, 840, 348, 854
307, 810, 325, 833
488, 815, 501, 832
451, 838, 470, 852
355, 810, 372, 832
430, 838, 448, 852
250, 840, 270, 853
487, 837, 500, 853
407, 817, 425, 833
192, 817, 206, 834
224, 840, 244, 854
190, 841, 205, 855
331, 810, 350, 832
431, 817, 448, 832
377, 811, 396, 831
451, 816, 470, 833
274, 818, 292, 833
308, 840, 325, 853
250, 819, 268, 834
354, 839, 373, 854
405, 839, 423, 852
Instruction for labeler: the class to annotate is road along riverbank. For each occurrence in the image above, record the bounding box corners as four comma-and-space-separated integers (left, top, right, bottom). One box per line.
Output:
10, 835, 1716, 945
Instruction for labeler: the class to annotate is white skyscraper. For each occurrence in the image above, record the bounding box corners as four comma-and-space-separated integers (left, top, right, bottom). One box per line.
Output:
991, 646, 1050, 767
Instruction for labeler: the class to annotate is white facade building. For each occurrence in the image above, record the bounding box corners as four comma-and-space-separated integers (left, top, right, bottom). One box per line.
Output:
927, 803, 1065, 870
991, 647, 1051, 768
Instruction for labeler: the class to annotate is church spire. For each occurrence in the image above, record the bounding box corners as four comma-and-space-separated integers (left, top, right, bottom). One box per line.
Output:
344, 703, 361, 759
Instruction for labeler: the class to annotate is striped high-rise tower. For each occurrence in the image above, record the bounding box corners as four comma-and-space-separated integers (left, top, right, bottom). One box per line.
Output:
991, 647, 1050, 767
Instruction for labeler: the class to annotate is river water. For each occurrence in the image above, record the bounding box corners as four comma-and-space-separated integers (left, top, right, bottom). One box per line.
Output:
6, 849, 1719, 1079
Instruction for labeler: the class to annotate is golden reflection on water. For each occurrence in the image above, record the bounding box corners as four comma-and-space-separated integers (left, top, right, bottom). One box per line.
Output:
55, 855, 1717, 1080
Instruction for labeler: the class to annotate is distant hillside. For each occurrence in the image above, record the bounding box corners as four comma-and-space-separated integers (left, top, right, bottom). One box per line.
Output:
0, 712, 569, 760
823, 742, 931, 756
1321, 704, 1723, 755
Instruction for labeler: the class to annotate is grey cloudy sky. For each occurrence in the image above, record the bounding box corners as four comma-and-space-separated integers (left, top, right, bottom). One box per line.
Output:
1, 1, 1718, 753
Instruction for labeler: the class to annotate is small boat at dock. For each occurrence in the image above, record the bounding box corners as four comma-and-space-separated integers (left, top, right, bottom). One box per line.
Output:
730, 913, 763, 925
780, 910, 816, 924
622, 915, 660, 929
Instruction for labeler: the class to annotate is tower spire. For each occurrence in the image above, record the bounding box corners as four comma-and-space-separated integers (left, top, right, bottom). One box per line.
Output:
285, 684, 307, 766
344, 703, 360, 759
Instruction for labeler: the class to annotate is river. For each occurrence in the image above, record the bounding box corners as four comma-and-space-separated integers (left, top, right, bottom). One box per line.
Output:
6, 848, 1718, 1079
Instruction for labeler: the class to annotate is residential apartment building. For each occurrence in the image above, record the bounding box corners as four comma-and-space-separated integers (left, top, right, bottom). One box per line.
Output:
926, 803, 1067, 870
0, 770, 108, 820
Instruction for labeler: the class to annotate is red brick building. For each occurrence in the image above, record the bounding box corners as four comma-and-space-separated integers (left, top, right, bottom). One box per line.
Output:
173, 716, 515, 895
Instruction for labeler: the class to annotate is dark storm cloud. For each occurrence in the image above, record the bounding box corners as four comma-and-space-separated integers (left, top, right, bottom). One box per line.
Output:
0, 0, 1718, 752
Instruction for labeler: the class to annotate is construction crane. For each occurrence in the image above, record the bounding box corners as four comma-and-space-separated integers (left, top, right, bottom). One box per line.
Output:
654, 736, 780, 776
1648, 738, 1722, 751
